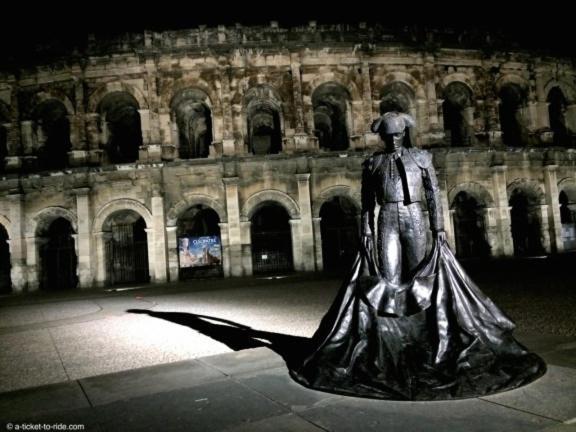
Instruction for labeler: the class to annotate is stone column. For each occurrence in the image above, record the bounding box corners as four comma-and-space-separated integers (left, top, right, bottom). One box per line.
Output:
289, 219, 303, 271
312, 217, 323, 272
166, 226, 178, 281
223, 177, 243, 276
240, 220, 252, 276
138, 109, 151, 146
7, 194, 26, 292
94, 231, 107, 287
538, 204, 552, 254
151, 194, 168, 282
543, 164, 564, 253
483, 207, 500, 257
73, 188, 93, 288
491, 165, 514, 256
218, 222, 231, 277
534, 69, 551, 130
144, 228, 156, 282
296, 174, 314, 271
220, 66, 236, 155
25, 235, 39, 291
424, 57, 438, 131
290, 54, 306, 134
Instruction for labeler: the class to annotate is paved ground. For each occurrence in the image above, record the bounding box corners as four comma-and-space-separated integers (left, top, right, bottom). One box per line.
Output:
0, 257, 575, 431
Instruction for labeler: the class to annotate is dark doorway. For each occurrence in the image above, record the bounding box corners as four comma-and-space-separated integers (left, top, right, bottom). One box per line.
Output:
547, 87, 570, 147
178, 205, 222, 279
499, 84, 525, 147
251, 204, 293, 275
105, 212, 150, 285
560, 190, 576, 250
33, 99, 71, 171
442, 82, 473, 147
320, 196, 359, 271
509, 189, 544, 256
248, 107, 282, 155
0, 224, 11, 293
452, 192, 490, 258
312, 82, 350, 151
40, 218, 77, 290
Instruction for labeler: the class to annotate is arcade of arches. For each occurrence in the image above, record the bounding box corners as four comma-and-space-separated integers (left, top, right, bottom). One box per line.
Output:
1, 23, 576, 293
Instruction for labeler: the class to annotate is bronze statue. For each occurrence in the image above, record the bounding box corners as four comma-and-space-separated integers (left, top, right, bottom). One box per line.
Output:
363, 111, 445, 284
289, 111, 546, 400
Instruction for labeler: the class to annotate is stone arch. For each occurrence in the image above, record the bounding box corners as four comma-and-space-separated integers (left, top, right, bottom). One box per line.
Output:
308, 72, 361, 101
167, 194, 227, 227
88, 82, 148, 113
544, 78, 576, 105
32, 91, 75, 116
0, 214, 10, 237
241, 190, 300, 221
374, 71, 425, 100
441, 73, 476, 94
31, 206, 77, 237
313, 186, 361, 218
378, 80, 417, 114
168, 77, 221, 113
558, 177, 576, 195
311, 81, 353, 151
506, 179, 545, 205
495, 74, 530, 95
448, 182, 494, 208
93, 199, 153, 233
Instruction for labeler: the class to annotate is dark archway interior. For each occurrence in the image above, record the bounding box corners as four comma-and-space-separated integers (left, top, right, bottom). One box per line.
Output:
40, 217, 77, 290
178, 205, 222, 278
104, 211, 149, 285
249, 106, 282, 155
99, 92, 143, 164
172, 89, 213, 159
33, 99, 71, 170
499, 83, 525, 147
560, 190, 576, 250
320, 196, 359, 271
0, 224, 11, 293
443, 82, 473, 146
312, 83, 350, 151
547, 87, 570, 146
509, 189, 544, 256
452, 191, 490, 258
251, 204, 293, 274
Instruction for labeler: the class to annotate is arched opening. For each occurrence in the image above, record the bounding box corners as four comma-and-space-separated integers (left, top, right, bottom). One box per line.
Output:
547, 87, 570, 147
245, 85, 283, 155
251, 203, 293, 275
442, 82, 473, 146
0, 224, 11, 293
499, 83, 526, 147
177, 205, 222, 279
171, 89, 213, 159
312, 82, 350, 151
559, 189, 576, 250
39, 218, 77, 290
320, 196, 359, 272
33, 99, 71, 171
98, 92, 143, 164
451, 191, 490, 258
103, 210, 150, 285
509, 188, 544, 256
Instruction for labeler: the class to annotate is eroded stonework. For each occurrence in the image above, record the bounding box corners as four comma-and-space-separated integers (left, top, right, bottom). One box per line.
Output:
1, 24, 575, 293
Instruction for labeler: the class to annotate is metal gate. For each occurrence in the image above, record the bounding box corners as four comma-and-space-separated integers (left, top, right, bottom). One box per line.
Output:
106, 223, 149, 285
252, 230, 293, 275
42, 234, 77, 290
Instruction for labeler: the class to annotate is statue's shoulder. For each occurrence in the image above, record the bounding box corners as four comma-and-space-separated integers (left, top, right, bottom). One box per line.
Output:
363, 152, 385, 172
407, 148, 433, 169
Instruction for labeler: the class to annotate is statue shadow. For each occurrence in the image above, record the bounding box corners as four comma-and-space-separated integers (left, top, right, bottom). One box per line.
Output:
126, 309, 312, 369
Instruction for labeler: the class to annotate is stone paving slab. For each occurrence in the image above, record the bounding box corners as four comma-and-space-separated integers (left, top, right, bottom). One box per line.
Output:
480, 365, 576, 422
79, 359, 227, 406
220, 413, 325, 432
198, 347, 286, 377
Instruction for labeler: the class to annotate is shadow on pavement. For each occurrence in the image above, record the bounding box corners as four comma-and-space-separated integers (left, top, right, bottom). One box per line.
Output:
126, 309, 312, 369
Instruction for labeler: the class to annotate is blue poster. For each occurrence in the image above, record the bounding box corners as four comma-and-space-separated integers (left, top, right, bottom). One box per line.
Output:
179, 236, 222, 268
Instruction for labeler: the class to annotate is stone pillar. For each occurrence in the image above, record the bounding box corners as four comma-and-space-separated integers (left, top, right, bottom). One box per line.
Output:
94, 231, 107, 287
360, 60, 374, 132
138, 109, 151, 146
240, 220, 253, 276
144, 228, 155, 282
25, 235, 39, 291
440, 180, 454, 248
543, 165, 564, 253
151, 194, 168, 282
312, 217, 323, 272
296, 174, 314, 271
218, 222, 231, 277
534, 70, 551, 130
166, 226, 178, 281
483, 207, 500, 257
290, 55, 306, 134
20, 120, 35, 154
73, 188, 93, 288
424, 57, 438, 131
565, 104, 576, 133
491, 165, 514, 256
289, 218, 303, 271
7, 194, 26, 292
223, 177, 243, 276
538, 204, 552, 254
220, 66, 236, 155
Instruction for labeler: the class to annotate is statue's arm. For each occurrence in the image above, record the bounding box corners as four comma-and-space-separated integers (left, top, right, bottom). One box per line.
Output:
361, 159, 376, 238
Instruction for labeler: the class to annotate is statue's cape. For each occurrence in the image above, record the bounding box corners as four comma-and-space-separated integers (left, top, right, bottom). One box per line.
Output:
289, 241, 546, 400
